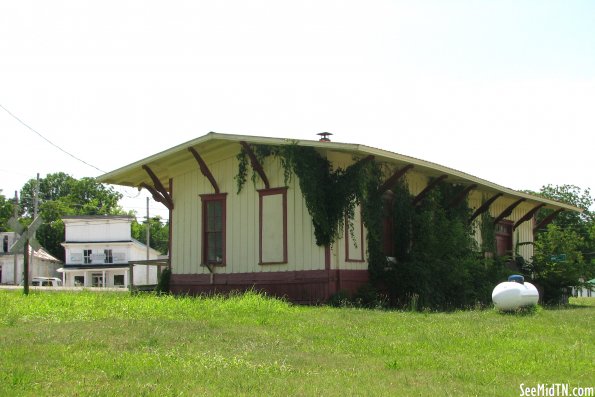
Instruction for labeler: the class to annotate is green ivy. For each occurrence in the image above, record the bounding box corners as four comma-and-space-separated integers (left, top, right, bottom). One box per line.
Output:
235, 143, 382, 248
385, 180, 504, 309
235, 145, 507, 309
480, 210, 497, 255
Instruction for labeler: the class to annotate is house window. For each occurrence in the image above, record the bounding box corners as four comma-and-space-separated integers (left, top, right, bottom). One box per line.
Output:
495, 221, 513, 257
84, 250, 92, 264
3, 235, 8, 253
258, 188, 288, 265
91, 273, 103, 287
74, 276, 84, 286
113, 275, 125, 287
104, 249, 113, 264
200, 193, 227, 266
345, 204, 365, 262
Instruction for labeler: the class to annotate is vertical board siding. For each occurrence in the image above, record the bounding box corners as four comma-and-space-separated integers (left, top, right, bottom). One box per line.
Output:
260, 193, 285, 263
468, 191, 535, 261
172, 149, 325, 275
172, 145, 539, 277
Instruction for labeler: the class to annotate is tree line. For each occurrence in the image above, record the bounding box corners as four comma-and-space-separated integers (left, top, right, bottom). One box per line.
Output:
1, 173, 594, 304
0, 172, 169, 262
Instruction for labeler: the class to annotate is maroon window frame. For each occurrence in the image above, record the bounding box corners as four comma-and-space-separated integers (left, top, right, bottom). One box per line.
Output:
345, 209, 365, 263
495, 220, 513, 257
258, 187, 288, 265
200, 193, 227, 266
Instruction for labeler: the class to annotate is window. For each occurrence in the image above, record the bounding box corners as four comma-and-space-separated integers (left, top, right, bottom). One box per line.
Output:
74, 276, 84, 287
84, 249, 92, 264
3, 235, 8, 253
113, 275, 125, 287
104, 249, 113, 264
345, 204, 365, 262
200, 193, 227, 266
259, 188, 288, 265
91, 273, 103, 287
495, 221, 513, 257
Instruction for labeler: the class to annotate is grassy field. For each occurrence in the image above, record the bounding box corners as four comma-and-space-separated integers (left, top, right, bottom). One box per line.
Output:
0, 290, 593, 397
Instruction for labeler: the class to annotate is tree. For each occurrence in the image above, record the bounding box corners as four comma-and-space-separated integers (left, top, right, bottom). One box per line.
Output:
0, 192, 14, 232
131, 216, 169, 255
526, 224, 587, 303
524, 185, 595, 303
18, 173, 124, 261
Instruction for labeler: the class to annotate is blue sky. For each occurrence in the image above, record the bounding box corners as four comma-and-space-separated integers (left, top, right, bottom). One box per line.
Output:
1, 0, 594, 217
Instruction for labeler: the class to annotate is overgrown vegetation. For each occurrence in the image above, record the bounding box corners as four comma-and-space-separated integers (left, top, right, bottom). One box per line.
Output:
382, 180, 508, 309
236, 144, 381, 247
523, 185, 595, 304
236, 145, 511, 310
1, 291, 593, 396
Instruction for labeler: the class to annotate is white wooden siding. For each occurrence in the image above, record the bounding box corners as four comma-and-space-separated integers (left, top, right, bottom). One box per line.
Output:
171, 149, 325, 275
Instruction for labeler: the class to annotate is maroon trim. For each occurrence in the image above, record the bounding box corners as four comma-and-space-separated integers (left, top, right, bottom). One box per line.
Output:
514, 203, 545, 230
170, 269, 369, 304
493, 198, 525, 225
448, 184, 477, 208
142, 165, 174, 210
240, 141, 270, 189
469, 193, 504, 223
533, 208, 564, 233
379, 164, 414, 194
200, 193, 228, 266
188, 147, 220, 194
258, 187, 288, 265
495, 220, 513, 256
412, 175, 448, 206
345, 211, 365, 263
168, 179, 173, 268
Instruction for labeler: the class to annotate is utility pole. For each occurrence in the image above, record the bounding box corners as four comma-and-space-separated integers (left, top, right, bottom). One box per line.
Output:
32, 173, 39, 279
146, 197, 150, 285
34, 173, 39, 218
13, 191, 18, 285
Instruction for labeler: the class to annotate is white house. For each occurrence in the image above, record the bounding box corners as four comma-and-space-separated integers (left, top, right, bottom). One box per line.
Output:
572, 279, 594, 298
0, 231, 62, 284
59, 216, 160, 288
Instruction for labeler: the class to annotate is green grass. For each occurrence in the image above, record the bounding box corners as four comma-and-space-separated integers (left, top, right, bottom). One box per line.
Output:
1, 291, 593, 396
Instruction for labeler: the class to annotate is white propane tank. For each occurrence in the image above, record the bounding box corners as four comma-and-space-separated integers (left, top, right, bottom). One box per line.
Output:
492, 275, 539, 311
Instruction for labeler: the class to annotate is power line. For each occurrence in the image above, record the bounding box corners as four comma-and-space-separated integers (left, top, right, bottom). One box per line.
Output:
0, 104, 106, 174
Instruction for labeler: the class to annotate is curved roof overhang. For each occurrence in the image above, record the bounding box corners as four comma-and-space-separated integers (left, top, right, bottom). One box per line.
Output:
97, 132, 582, 213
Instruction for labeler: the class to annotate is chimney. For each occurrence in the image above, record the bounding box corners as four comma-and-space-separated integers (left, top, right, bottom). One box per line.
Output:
317, 132, 332, 142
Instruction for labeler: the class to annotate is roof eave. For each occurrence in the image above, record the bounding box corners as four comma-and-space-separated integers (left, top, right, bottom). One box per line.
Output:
97, 132, 583, 213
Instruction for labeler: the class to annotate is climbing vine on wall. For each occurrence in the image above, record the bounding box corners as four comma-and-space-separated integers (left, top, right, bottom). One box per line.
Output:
480, 210, 497, 255
235, 143, 383, 248
385, 180, 506, 309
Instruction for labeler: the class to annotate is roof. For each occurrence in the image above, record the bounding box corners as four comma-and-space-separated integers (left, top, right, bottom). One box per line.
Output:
0, 245, 61, 263
62, 215, 134, 222
97, 132, 582, 213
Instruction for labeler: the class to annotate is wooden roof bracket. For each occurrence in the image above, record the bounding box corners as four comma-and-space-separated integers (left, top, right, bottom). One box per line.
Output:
379, 164, 414, 194
533, 208, 564, 233
188, 147, 220, 194
356, 155, 375, 168
514, 203, 546, 230
240, 141, 270, 190
469, 193, 504, 223
493, 198, 525, 225
142, 165, 174, 210
140, 182, 172, 211
412, 174, 448, 206
448, 184, 477, 208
